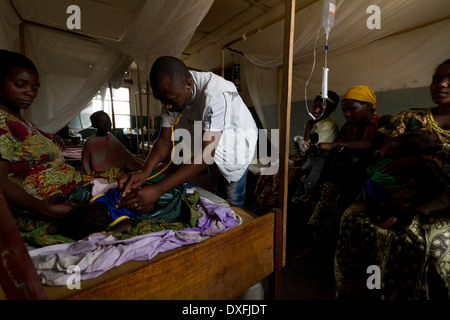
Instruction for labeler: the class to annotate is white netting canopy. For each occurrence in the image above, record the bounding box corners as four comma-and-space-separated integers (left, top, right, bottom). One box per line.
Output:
0, 0, 214, 132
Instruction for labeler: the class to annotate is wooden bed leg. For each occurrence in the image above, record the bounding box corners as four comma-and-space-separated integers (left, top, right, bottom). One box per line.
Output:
269, 208, 283, 300
0, 190, 47, 300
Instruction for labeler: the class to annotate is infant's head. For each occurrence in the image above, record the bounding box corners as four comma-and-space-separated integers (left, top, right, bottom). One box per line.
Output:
57, 202, 110, 240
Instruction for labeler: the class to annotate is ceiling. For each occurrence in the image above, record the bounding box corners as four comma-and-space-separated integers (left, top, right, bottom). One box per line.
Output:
9, 0, 449, 75
182, 0, 317, 60
10, 0, 322, 70
11, 0, 147, 41
182, 0, 450, 72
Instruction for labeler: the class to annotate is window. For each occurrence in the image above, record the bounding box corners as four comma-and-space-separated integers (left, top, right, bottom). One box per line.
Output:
70, 86, 131, 130
96, 87, 131, 129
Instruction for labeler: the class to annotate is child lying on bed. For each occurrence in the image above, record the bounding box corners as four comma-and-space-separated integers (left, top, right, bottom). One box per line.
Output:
56, 188, 155, 240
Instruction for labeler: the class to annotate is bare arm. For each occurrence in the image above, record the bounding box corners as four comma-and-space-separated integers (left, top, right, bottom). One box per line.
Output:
117, 130, 222, 211
0, 160, 75, 218
117, 126, 173, 195
319, 130, 386, 151
141, 126, 174, 176
319, 139, 373, 151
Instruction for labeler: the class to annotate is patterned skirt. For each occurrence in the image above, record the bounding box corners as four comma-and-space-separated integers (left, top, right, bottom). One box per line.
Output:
334, 198, 450, 299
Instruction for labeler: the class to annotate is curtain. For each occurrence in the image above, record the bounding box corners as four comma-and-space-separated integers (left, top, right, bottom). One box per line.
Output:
1, 0, 214, 133
24, 24, 128, 133
99, 0, 215, 78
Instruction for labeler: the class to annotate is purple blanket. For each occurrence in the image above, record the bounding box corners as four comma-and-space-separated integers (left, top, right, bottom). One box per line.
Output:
29, 197, 242, 286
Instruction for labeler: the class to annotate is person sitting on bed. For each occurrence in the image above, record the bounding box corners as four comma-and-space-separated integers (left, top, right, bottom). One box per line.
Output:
82, 110, 144, 172
56, 188, 155, 240
117, 56, 258, 210
0, 49, 126, 220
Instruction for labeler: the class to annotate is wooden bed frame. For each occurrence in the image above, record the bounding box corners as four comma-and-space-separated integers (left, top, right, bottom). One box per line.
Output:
0, 189, 283, 300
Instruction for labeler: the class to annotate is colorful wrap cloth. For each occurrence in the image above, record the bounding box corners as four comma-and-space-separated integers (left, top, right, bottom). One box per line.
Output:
90, 174, 187, 227
0, 109, 125, 203
29, 196, 242, 286
365, 159, 402, 204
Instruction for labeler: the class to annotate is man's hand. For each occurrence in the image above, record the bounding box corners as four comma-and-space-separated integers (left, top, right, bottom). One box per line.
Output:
116, 184, 163, 212
118, 171, 149, 196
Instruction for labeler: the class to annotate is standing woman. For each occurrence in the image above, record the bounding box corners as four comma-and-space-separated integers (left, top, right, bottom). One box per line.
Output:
0, 50, 123, 219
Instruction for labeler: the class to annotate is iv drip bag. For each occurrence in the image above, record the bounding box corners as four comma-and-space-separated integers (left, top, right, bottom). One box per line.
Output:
322, 0, 336, 38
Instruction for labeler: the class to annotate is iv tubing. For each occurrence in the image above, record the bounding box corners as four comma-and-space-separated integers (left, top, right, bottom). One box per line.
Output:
304, 24, 322, 121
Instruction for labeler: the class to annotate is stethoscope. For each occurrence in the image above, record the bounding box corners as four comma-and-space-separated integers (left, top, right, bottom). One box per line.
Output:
147, 85, 193, 181
146, 112, 182, 181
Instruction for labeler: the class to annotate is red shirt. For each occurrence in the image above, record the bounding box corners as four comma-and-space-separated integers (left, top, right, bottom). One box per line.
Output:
335, 114, 384, 143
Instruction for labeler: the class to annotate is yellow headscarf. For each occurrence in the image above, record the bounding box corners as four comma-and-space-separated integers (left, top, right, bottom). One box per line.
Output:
342, 85, 377, 111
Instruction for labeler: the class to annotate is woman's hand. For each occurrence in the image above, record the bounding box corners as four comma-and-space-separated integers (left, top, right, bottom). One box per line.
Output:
318, 142, 337, 151
117, 171, 148, 196
116, 184, 163, 212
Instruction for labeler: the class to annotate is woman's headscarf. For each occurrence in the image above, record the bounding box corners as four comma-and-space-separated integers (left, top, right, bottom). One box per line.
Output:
342, 85, 377, 111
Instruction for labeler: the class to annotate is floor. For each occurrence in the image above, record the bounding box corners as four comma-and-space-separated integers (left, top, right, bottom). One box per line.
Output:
189, 170, 336, 300
278, 223, 336, 300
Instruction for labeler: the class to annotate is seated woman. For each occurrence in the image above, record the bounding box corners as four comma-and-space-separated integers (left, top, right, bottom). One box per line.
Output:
292, 85, 392, 252
82, 110, 144, 172
253, 90, 340, 212
335, 59, 450, 299
301, 90, 340, 148
0, 50, 125, 220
